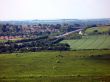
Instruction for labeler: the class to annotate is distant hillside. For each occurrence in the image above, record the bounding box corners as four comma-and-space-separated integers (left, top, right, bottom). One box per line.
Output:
85, 26, 110, 35
0, 19, 110, 40
0, 18, 110, 26
61, 26, 110, 50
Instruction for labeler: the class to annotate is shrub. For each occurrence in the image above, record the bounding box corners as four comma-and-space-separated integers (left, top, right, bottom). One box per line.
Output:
56, 60, 60, 63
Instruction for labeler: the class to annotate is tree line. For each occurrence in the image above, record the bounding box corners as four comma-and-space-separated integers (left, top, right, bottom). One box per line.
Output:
0, 36, 70, 53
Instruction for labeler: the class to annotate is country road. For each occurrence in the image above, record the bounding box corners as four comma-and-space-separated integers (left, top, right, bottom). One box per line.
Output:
55, 28, 83, 38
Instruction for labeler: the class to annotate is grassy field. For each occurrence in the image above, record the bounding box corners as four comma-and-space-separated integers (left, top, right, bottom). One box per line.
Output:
0, 38, 23, 43
85, 26, 110, 34
0, 50, 110, 81
0, 39, 8, 42
61, 35, 110, 50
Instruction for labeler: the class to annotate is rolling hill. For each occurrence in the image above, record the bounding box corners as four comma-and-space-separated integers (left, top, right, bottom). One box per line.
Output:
61, 35, 110, 50
0, 50, 110, 82
61, 26, 110, 50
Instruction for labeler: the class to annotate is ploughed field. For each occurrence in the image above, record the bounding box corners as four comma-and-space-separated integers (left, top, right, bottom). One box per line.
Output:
0, 50, 110, 82
61, 35, 110, 50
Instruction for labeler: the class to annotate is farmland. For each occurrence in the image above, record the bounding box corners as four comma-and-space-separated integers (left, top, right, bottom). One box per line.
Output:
61, 35, 110, 50
85, 26, 110, 34
61, 26, 110, 50
0, 50, 110, 82
0, 40, 7, 42
0, 25, 110, 82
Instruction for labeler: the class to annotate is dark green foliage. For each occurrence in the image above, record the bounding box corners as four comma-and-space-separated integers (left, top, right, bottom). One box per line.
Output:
0, 36, 70, 53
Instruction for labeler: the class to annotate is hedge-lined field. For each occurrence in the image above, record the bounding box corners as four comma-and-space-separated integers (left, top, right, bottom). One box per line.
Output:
61, 35, 110, 50
0, 50, 110, 81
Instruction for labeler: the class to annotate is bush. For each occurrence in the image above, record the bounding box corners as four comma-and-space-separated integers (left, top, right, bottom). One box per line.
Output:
56, 60, 60, 63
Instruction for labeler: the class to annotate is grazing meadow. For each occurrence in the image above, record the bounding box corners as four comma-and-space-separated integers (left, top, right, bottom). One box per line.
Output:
0, 50, 110, 82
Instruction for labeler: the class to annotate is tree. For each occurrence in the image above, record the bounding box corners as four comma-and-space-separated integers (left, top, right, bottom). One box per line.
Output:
108, 29, 110, 35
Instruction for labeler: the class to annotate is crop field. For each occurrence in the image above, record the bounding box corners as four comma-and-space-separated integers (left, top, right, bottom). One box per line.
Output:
0, 50, 110, 82
61, 35, 110, 50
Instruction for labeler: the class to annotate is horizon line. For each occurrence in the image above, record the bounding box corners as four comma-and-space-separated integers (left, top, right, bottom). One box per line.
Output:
0, 18, 110, 21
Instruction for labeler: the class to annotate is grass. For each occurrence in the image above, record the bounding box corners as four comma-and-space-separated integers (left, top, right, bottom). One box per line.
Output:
0, 50, 110, 81
0, 26, 110, 81
85, 26, 110, 34
0, 38, 23, 43
61, 35, 110, 50
61, 26, 110, 50
0, 39, 8, 42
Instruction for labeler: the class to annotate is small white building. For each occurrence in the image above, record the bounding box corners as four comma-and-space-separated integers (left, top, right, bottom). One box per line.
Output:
79, 31, 83, 35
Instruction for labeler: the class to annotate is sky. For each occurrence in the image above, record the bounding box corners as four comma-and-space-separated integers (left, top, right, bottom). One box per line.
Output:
0, 0, 110, 20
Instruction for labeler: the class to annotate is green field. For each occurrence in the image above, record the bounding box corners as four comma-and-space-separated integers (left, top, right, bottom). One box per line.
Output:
0, 50, 110, 82
0, 40, 7, 42
61, 35, 110, 50
85, 26, 110, 34
0, 26, 110, 82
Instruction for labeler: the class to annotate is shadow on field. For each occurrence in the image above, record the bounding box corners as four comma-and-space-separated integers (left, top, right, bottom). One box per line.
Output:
0, 76, 110, 82
89, 54, 110, 60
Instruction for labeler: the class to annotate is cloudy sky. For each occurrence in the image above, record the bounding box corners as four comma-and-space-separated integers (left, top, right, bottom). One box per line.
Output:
0, 0, 110, 20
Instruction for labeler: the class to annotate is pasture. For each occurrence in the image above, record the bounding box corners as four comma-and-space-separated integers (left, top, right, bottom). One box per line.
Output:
0, 50, 110, 81
61, 35, 110, 50
85, 26, 110, 34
